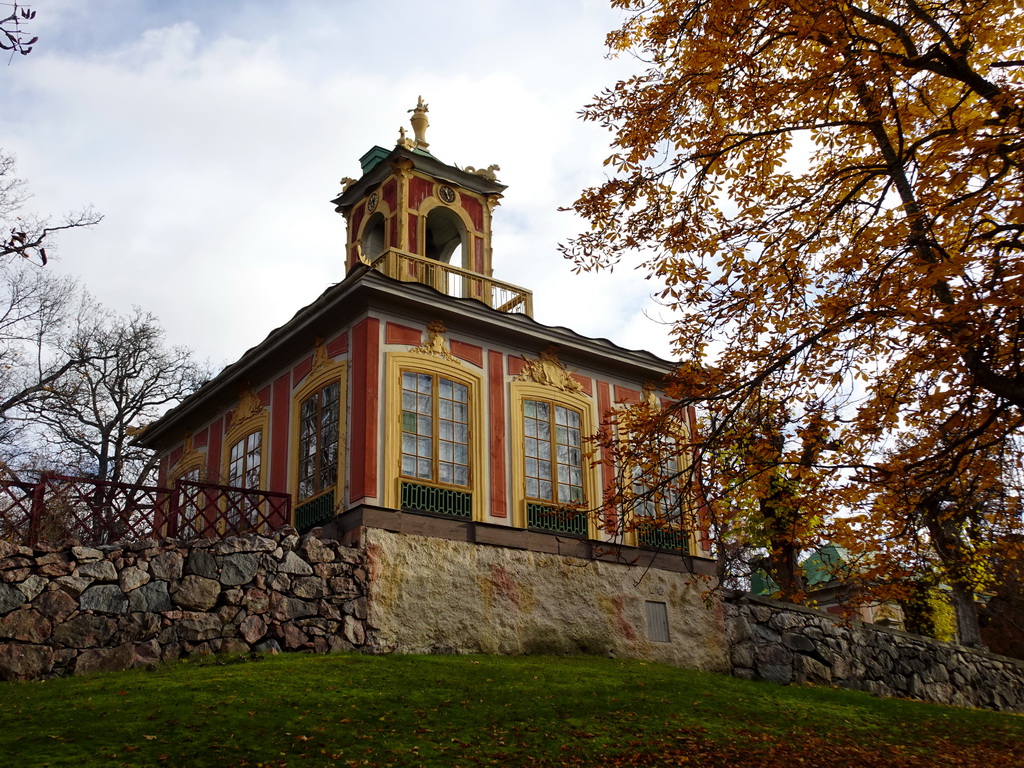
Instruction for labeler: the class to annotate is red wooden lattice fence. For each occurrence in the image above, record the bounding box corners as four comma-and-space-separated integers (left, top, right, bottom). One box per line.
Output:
0, 474, 291, 548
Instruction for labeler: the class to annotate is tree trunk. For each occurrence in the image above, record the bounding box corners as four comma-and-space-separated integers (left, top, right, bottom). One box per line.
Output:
949, 584, 983, 647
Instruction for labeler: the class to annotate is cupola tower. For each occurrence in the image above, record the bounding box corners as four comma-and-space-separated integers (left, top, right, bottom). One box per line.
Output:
332, 98, 507, 281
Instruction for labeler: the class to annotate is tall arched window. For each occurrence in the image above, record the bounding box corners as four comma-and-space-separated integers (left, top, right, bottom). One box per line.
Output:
510, 380, 599, 537
384, 352, 484, 521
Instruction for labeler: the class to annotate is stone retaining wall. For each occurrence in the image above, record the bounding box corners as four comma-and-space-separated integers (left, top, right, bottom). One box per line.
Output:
0, 528, 370, 681
726, 593, 1024, 712
363, 528, 731, 672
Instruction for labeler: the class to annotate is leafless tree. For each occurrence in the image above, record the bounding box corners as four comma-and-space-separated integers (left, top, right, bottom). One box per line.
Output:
22, 303, 210, 487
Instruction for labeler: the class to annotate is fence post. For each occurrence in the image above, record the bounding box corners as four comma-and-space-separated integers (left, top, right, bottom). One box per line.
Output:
27, 478, 46, 547
163, 480, 180, 539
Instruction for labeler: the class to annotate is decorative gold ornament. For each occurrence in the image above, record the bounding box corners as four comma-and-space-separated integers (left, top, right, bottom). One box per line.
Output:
397, 126, 415, 150
311, 337, 330, 374
642, 382, 660, 409
408, 96, 429, 149
173, 431, 203, 474
465, 164, 500, 182
515, 346, 584, 394
232, 387, 265, 428
411, 321, 459, 364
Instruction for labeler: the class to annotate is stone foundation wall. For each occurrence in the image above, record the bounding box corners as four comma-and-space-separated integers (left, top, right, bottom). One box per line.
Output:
726, 594, 1024, 712
0, 529, 370, 681
363, 528, 730, 672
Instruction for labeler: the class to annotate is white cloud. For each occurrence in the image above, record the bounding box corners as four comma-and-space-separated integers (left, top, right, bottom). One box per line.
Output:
2, 0, 672, 371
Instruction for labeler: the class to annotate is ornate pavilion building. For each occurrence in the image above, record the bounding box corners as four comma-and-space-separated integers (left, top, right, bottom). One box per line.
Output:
138, 102, 724, 666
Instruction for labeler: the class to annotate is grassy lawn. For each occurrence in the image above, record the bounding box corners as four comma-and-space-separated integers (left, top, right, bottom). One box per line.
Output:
0, 653, 1021, 767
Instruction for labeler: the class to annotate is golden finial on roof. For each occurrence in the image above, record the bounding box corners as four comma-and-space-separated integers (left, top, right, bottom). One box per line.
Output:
397, 125, 415, 150
408, 96, 429, 149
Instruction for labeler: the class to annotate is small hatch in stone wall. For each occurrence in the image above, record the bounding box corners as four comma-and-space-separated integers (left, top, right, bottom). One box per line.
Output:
645, 600, 670, 643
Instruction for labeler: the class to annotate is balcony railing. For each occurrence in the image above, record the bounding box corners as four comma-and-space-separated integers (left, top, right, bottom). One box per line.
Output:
370, 249, 533, 317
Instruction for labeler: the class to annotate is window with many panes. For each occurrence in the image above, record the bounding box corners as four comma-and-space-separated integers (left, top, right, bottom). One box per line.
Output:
228, 431, 262, 489
628, 427, 691, 553
227, 430, 262, 528
401, 371, 470, 487
297, 381, 340, 501
176, 466, 203, 537
523, 399, 584, 505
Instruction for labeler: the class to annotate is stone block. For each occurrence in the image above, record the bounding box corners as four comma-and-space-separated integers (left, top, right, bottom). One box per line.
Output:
318, 599, 343, 620
219, 553, 259, 586
77, 560, 118, 582
124, 612, 161, 641
292, 577, 326, 600
239, 614, 267, 644
133, 639, 162, 668
220, 638, 250, 655
270, 593, 316, 621
149, 551, 184, 581
0, 643, 54, 681
727, 616, 753, 644
217, 605, 242, 626
71, 546, 103, 562
80, 584, 129, 614
37, 553, 73, 577
0, 540, 26, 559
730, 643, 755, 669
278, 551, 313, 576
327, 577, 361, 599
172, 575, 220, 611
770, 611, 807, 631
268, 573, 292, 593
782, 632, 817, 654
54, 614, 117, 648
751, 605, 773, 623
15, 575, 46, 602
76, 644, 134, 676
755, 643, 792, 667
752, 623, 781, 645
759, 663, 793, 684
33, 589, 77, 622
186, 549, 218, 580
281, 624, 309, 649
343, 614, 365, 646
314, 562, 350, 579
1, 567, 30, 583
243, 588, 269, 614
327, 635, 353, 653
0, 608, 51, 644
255, 638, 281, 655
299, 536, 335, 564
176, 612, 223, 642
344, 596, 368, 621
129, 581, 172, 613
119, 566, 150, 592
55, 576, 91, 598
793, 654, 832, 684
0, 583, 25, 614
212, 534, 276, 554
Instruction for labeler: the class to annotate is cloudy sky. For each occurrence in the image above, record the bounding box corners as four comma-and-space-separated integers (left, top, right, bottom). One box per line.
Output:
2, 0, 675, 371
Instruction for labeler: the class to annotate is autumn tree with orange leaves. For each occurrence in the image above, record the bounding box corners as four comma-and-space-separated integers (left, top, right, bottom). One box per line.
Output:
567, 0, 1024, 644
